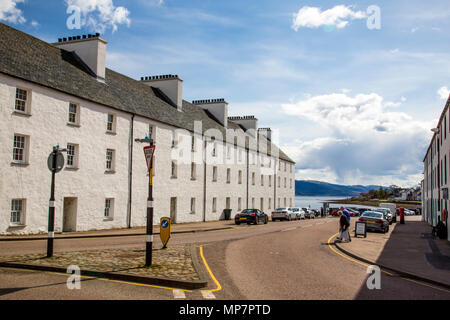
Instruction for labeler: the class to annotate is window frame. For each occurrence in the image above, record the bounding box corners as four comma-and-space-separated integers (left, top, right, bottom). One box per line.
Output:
10, 199, 26, 226
104, 198, 114, 220
12, 134, 29, 165
105, 149, 115, 172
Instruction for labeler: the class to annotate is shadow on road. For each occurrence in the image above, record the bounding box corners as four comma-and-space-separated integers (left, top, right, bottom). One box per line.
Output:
350, 220, 450, 299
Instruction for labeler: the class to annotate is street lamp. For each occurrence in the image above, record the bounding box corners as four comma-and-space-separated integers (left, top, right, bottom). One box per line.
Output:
135, 136, 155, 267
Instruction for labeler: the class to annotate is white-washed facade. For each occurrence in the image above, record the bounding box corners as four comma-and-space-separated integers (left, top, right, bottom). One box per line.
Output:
423, 95, 450, 242
0, 27, 296, 235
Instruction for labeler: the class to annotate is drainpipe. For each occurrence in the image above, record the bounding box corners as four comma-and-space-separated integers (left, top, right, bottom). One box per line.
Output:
127, 114, 135, 228
203, 138, 207, 222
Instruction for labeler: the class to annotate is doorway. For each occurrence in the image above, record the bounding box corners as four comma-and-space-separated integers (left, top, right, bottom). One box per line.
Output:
170, 197, 177, 224
63, 197, 77, 232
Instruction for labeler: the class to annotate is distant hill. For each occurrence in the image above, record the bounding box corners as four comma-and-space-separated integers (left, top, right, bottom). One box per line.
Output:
295, 180, 383, 197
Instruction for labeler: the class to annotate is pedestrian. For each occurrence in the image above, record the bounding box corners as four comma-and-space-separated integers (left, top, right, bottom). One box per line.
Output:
340, 206, 352, 242
337, 211, 350, 242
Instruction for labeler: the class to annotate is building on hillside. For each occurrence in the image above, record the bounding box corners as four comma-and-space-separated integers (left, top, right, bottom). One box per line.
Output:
0, 23, 296, 235
423, 94, 450, 242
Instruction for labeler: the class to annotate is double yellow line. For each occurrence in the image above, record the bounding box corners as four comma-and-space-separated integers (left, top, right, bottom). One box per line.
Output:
52, 245, 221, 294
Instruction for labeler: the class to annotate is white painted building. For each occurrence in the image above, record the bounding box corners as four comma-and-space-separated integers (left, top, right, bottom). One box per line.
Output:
0, 23, 296, 235
423, 94, 450, 242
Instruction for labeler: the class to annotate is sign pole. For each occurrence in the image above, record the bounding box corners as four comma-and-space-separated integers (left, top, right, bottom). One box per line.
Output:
146, 153, 154, 267
47, 147, 57, 258
137, 138, 155, 267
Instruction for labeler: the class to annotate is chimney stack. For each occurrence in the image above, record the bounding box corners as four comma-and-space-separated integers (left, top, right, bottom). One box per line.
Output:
258, 128, 272, 141
228, 116, 258, 136
141, 75, 183, 112
54, 33, 107, 83
192, 99, 228, 127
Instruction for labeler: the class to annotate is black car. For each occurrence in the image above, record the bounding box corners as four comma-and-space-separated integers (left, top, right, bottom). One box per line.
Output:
235, 209, 269, 225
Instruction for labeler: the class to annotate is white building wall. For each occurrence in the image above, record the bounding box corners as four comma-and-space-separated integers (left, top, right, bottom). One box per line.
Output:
0, 73, 131, 234
0, 73, 296, 235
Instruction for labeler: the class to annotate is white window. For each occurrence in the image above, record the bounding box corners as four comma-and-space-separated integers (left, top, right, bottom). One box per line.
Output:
10, 199, 25, 226
211, 138, 217, 157
269, 175, 272, 187
212, 166, 218, 182
252, 198, 255, 209
261, 174, 264, 186
149, 124, 154, 141
191, 162, 196, 180
12, 134, 28, 164
260, 198, 264, 211
252, 172, 255, 185
107, 113, 116, 133
68, 103, 79, 125
106, 149, 115, 171
171, 161, 177, 178
191, 135, 195, 152
238, 170, 242, 184
226, 197, 231, 209
66, 143, 78, 168
284, 177, 287, 188
268, 198, 272, 210
212, 197, 217, 213
104, 199, 114, 219
227, 145, 231, 159
227, 168, 231, 184
15, 88, 29, 113
171, 131, 177, 148
278, 176, 281, 188
190, 198, 196, 214
238, 197, 242, 211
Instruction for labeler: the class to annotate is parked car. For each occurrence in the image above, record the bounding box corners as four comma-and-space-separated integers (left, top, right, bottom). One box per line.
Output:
373, 208, 393, 225
292, 207, 306, 220
347, 208, 360, 217
358, 211, 389, 233
404, 209, 415, 216
304, 209, 315, 219
312, 209, 320, 217
331, 209, 339, 217
235, 209, 268, 225
272, 208, 297, 221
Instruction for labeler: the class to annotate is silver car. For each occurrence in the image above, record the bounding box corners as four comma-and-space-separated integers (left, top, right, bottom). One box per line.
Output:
272, 208, 297, 221
293, 207, 306, 220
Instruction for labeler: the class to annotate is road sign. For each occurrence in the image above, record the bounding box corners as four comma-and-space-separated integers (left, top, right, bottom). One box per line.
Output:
47, 152, 65, 173
355, 221, 367, 238
143, 145, 155, 171
160, 217, 171, 249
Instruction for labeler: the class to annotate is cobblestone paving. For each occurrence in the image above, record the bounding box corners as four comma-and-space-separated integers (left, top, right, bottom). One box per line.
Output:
0, 245, 200, 281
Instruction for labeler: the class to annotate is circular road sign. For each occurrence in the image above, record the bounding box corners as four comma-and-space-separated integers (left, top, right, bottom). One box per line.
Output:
47, 152, 65, 173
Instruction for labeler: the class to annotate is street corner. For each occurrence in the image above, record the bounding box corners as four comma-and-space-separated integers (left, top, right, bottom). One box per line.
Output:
0, 244, 208, 290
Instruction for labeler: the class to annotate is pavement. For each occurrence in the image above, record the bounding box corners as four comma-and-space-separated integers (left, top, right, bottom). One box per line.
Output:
0, 220, 235, 241
0, 244, 208, 290
334, 215, 450, 289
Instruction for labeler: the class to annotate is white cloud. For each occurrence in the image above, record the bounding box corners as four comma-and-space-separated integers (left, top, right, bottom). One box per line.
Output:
31, 20, 39, 27
438, 86, 450, 100
0, 0, 26, 24
291, 5, 366, 31
281, 92, 433, 187
65, 0, 131, 33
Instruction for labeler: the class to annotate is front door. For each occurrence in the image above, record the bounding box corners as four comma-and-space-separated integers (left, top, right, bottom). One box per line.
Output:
63, 197, 77, 232
170, 197, 177, 224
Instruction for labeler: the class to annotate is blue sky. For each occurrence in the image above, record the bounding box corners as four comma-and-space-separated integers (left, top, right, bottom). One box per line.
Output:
2, 0, 450, 187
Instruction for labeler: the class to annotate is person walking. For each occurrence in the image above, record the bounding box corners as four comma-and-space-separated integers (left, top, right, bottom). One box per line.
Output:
337, 211, 350, 242
340, 206, 352, 242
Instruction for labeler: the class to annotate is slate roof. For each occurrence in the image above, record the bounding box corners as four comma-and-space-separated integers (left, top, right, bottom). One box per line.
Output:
0, 22, 294, 163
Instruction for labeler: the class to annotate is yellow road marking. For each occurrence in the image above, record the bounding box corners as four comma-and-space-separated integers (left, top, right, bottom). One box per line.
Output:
199, 245, 222, 293
51, 271, 192, 292
327, 233, 450, 293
